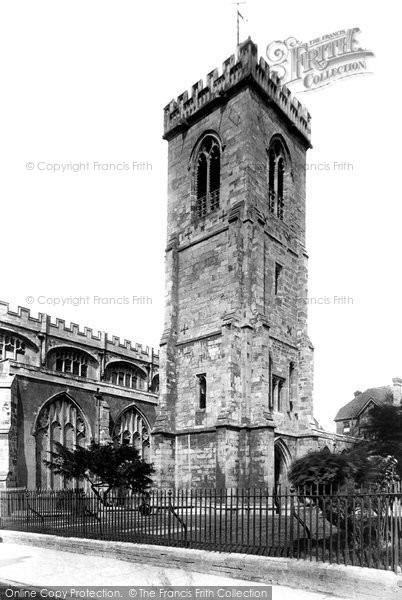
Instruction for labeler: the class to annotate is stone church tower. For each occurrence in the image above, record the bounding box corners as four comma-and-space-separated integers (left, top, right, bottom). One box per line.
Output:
153, 39, 318, 489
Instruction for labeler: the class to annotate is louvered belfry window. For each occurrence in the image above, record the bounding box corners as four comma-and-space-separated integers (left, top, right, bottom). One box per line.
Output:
195, 136, 221, 218
268, 139, 286, 220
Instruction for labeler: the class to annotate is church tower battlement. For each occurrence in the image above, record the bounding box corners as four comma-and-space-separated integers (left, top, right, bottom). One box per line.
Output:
163, 38, 311, 144
153, 39, 315, 490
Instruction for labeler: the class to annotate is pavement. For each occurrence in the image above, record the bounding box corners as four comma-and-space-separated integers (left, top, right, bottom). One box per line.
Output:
0, 543, 345, 600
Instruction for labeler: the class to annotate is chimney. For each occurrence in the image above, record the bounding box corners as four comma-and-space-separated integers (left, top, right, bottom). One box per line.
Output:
354, 391, 362, 398
392, 377, 402, 405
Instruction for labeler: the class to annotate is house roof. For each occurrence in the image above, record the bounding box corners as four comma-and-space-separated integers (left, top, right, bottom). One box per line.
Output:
334, 386, 394, 421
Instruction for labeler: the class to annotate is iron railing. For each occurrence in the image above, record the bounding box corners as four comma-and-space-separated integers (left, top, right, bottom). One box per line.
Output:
0, 486, 401, 573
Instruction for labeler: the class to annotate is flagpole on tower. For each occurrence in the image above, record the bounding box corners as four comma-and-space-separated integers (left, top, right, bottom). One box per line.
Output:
232, 1, 247, 46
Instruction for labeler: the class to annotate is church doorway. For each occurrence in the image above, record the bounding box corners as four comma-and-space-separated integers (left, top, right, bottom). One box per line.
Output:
274, 439, 291, 492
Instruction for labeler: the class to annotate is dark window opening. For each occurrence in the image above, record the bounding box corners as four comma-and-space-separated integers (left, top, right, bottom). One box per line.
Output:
197, 154, 208, 207
277, 158, 284, 220
198, 374, 206, 410
289, 362, 295, 411
268, 355, 273, 410
275, 263, 283, 295
150, 374, 159, 393
209, 145, 220, 211
268, 153, 275, 213
277, 381, 283, 412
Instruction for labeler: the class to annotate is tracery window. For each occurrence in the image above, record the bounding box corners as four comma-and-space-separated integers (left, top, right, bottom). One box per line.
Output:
112, 407, 150, 461
53, 349, 88, 378
0, 332, 26, 360
35, 395, 87, 489
105, 362, 147, 390
268, 139, 287, 220
194, 135, 221, 218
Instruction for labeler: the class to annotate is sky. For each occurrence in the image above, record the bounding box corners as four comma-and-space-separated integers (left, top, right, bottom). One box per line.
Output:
0, 0, 400, 431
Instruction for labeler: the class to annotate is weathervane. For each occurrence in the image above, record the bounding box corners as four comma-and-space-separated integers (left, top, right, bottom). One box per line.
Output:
232, 1, 247, 46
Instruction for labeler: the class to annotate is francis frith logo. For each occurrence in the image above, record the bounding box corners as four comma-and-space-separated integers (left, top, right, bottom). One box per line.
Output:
266, 27, 374, 92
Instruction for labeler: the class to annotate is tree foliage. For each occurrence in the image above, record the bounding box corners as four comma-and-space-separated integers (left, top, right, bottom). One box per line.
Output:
289, 447, 397, 492
359, 404, 402, 477
289, 450, 354, 491
290, 404, 402, 491
44, 441, 155, 505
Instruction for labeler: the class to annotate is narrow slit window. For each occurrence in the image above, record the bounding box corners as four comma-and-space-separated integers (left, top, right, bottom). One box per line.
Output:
275, 263, 283, 295
277, 381, 283, 412
198, 374, 207, 410
272, 375, 286, 412
289, 362, 295, 412
268, 355, 273, 410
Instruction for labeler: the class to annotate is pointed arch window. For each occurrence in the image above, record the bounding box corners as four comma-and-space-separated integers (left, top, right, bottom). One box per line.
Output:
268, 139, 287, 220
194, 135, 221, 218
35, 395, 87, 489
112, 406, 150, 461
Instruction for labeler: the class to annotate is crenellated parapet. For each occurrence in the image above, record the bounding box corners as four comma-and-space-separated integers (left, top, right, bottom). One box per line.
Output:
163, 38, 311, 144
0, 300, 158, 363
